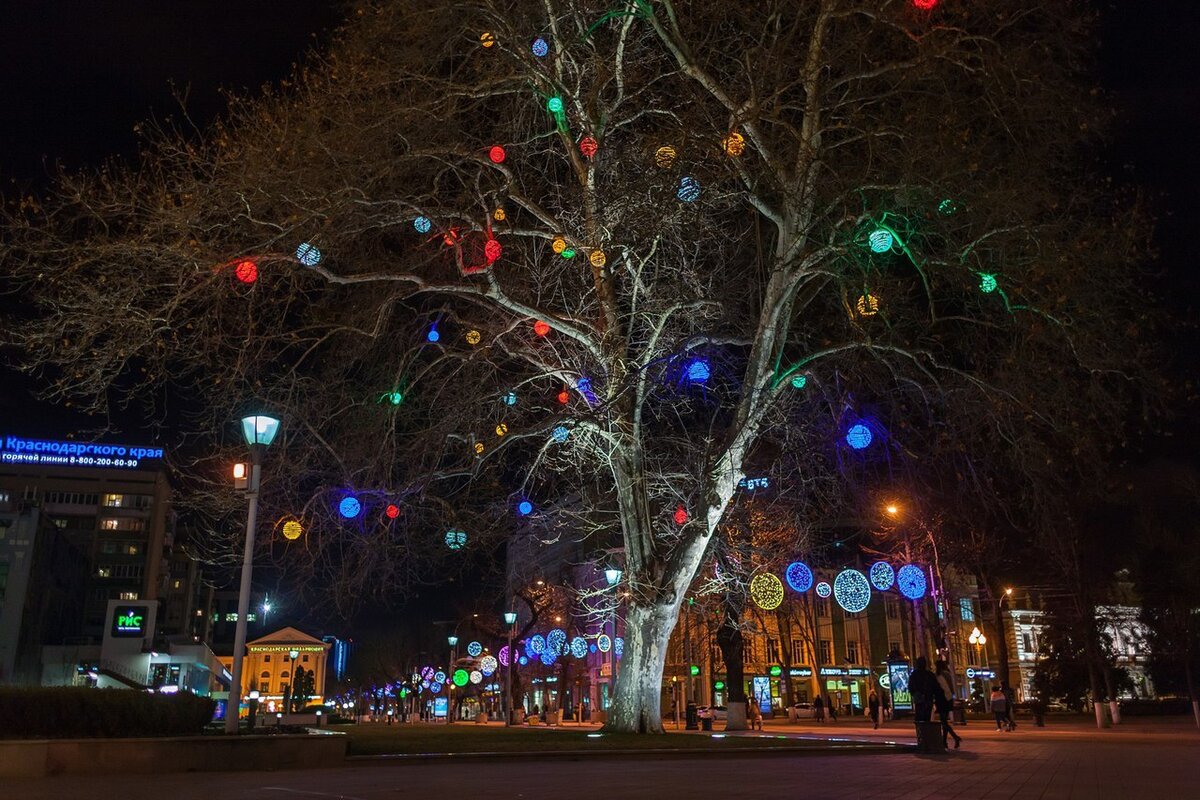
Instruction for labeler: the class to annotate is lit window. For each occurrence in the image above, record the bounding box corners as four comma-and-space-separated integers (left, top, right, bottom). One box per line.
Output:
101, 519, 120, 531
959, 598, 975, 622
119, 591, 139, 600
125, 544, 140, 556
225, 613, 238, 622
172, 579, 182, 589
103, 494, 124, 507
97, 566, 112, 578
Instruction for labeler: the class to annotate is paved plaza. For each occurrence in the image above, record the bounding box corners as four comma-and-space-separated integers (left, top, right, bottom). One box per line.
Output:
11, 718, 1198, 799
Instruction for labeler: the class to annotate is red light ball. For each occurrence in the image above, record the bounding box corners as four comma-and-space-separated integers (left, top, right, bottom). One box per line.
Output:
485, 239, 502, 263
235, 260, 258, 284
674, 505, 688, 525
579, 136, 598, 159
443, 229, 460, 247
533, 320, 551, 337
557, 390, 569, 405
912, 0, 938, 8
489, 145, 507, 163
385, 504, 400, 519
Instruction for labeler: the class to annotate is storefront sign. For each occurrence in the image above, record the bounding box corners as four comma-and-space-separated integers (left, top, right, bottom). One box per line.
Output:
1, 435, 164, 469
848, 667, 871, 677
887, 662, 912, 711
111, 606, 148, 638
965, 667, 996, 680
788, 666, 813, 678
818, 666, 847, 677
433, 697, 448, 717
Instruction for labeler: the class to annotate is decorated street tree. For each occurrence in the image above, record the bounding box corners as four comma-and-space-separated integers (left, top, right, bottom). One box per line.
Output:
2, 0, 1149, 732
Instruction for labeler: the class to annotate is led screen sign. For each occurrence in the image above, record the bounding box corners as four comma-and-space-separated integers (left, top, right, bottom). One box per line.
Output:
1, 436, 164, 470
111, 606, 149, 638
888, 662, 913, 711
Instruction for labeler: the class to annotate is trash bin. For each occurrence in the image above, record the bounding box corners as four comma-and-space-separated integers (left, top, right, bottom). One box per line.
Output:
952, 701, 966, 725
701, 717, 713, 732
914, 720, 946, 753
685, 703, 699, 730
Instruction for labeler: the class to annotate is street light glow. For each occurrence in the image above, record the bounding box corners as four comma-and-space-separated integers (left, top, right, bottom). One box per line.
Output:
240, 414, 281, 447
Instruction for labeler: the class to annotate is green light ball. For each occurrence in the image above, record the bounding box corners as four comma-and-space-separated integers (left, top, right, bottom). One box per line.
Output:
547, 96, 564, 114
790, 374, 807, 390
979, 273, 998, 293
868, 229, 893, 253
452, 669, 469, 687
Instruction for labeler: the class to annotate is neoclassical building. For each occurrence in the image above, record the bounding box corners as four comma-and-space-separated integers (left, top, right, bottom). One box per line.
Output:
219, 626, 331, 713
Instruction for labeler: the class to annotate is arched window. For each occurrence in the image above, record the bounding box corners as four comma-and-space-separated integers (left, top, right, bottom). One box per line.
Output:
280, 670, 290, 679
260, 671, 270, 679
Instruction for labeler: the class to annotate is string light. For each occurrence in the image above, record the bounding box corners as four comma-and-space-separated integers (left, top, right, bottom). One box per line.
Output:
338, 496, 361, 519
532, 37, 549, 57
501, 391, 517, 406
546, 96, 564, 114
473, 442, 485, 455
897, 564, 927, 600
654, 146, 677, 169
470, 670, 483, 685
551, 426, 569, 443
685, 357, 711, 383
913, 0, 939, 9
597, 634, 612, 653
552, 237, 567, 254
856, 293, 879, 316
615, 638, 624, 660
498, 646, 510, 667
414, 216, 432, 233
426, 326, 441, 343
677, 176, 701, 203
495, 423, 508, 437
868, 229, 893, 253
547, 629, 567, 655
938, 198, 958, 215
517, 499, 534, 516
528, 635, 546, 655
833, 569, 872, 613
580, 136, 598, 158
493, 207, 506, 222
480, 655, 498, 676
235, 260, 258, 284
382, 390, 403, 406
869, 561, 895, 591
557, 389, 570, 404
570, 637, 588, 658
488, 145, 506, 163
561, 248, 576, 259
452, 669, 469, 687
785, 562, 814, 593
282, 520, 303, 540
485, 239, 502, 263
445, 529, 468, 550
815, 581, 832, 598
750, 573, 785, 610
722, 132, 745, 157
296, 242, 322, 266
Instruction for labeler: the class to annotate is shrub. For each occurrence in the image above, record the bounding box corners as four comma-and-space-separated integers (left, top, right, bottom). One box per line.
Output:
0, 687, 215, 739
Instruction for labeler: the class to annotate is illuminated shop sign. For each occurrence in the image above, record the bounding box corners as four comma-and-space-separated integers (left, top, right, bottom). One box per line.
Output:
738, 477, 770, 491
247, 645, 327, 653
848, 667, 871, 677
965, 667, 996, 680
112, 606, 149, 638
1, 436, 164, 470
788, 666, 814, 677
818, 666, 847, 677
888, 662, 912, 711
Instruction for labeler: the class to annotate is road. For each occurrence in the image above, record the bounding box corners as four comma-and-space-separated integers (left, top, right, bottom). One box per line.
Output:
10, 720, 1199, 799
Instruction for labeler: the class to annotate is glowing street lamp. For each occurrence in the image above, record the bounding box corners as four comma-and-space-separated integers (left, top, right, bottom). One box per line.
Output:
503, 609, 517, 726
605, 567, 623, 587
225, 412, 281, 734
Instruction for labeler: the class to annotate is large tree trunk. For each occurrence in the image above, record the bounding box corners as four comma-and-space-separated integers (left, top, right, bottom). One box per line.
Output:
717, 592, 748, 731
991, 589, 1012, 691
604, 598, 679, 734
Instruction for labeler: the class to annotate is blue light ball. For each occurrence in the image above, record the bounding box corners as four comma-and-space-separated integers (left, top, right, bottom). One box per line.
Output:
677, 176, 701, 203
815, 581, 832, 598
551, 426, 569, 443
517, 500, 534, 516
845, 422, 873, 450
685, 357, 711, 383
519, 655, 529, 666
531, 37, 549, 57
296, 242, 322, 266
785, 562, 814, 593
414, 216, 432, 233
897, 564, 927, 600
501, 391, 517, 406
338, 496, 361, 519
869, 561, 895, 591
426, 328, 440, 343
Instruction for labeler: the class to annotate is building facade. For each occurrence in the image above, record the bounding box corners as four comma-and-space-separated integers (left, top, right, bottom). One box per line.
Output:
218, 627, 332, 714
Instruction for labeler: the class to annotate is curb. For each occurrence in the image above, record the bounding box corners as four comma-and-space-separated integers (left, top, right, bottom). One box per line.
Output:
347, 742, 913, 763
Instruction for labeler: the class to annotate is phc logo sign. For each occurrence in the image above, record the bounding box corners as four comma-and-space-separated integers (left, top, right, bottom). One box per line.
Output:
111, 606, 149, 638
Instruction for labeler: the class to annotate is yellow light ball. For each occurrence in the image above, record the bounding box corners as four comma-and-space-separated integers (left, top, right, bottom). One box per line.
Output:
723, 132, 746, 157
552, 237, 567, 254
493, 207, 506, 222
282, 520, 303, 541
856, 293, 879, 317
589, 249, 606, 268
654, 145, 677, 169
474, 442, 485, 454
750, 573, 784, 610
480, 31, 495, 48
495, 423, 508, 437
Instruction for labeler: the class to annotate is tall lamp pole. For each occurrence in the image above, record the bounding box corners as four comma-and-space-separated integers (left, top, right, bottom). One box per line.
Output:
224, 413, 281, 735
605, 566, 622, 711
503, 610, 517, 725
447, 634, 459, 723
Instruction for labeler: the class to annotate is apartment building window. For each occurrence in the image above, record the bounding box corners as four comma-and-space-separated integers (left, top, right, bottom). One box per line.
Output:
1022, 632, 1033, 654
791, 639, 804, 662
124, 544, 141, 556
817, 598, 832, 618
103, 494, 125, 507
846, 641, 859, 665
99, 518, 145, 532
172, 579, 182, 589
97, 566, 112, 578
264, 655, 271, 663
886, 598, 900, 619
959, 598, 975, 622
819, 640, 832, 664
45, 492, 99, 506
96, 564, 142, 579
767, 638, 780, 663
0, 490, 9, 504
118, 591, 139, 600
889, 641, 900, 657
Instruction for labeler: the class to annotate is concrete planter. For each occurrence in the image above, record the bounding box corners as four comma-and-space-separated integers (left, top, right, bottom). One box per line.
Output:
0, 732, 346, 778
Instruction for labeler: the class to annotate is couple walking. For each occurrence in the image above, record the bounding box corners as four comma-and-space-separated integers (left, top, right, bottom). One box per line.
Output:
909, 657, 962, 749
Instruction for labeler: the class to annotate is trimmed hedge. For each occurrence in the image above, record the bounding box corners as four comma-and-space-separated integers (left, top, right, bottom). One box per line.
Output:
0, 687, 215, 739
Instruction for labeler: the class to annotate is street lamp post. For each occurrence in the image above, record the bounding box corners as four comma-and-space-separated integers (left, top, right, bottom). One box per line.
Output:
224, 413, 281, 735
447, 635, 459, 723
605, 566, 622, 712
503, 610, 517, 726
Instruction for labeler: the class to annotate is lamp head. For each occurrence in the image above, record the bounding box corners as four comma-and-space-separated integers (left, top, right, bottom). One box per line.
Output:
241, 414, 281, 447
604, 567, 623, 586
289, 649, 299, 660
503, 611, 517, 625
448, 635, 459, 647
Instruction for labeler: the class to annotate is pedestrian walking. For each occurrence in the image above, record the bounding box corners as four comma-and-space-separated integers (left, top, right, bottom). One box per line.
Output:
990, 686, 1010, 731
883, 692, 891, 720
748, 697, 763, 731
868, 689, 881, 730
935, 659, 962, 749
1001, 681, 1018, 731
814, 693, 825, 723
908, 657, 938, 724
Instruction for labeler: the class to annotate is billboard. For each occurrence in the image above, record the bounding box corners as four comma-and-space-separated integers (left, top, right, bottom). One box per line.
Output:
111, 605, 149, 638
887, 662, 912, 712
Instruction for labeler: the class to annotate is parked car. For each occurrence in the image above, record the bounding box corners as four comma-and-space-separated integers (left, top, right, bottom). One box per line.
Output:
697, 705, 728, 721
792, 702, 816, 719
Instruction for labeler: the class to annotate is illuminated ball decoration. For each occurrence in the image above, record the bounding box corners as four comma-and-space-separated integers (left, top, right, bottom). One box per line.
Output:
913, 0, 939, 9
674, 505, 688, 525
815, 581, 832, 598
501, 391, 517, 406
540, 649, 558, 666
529, 634, 546, 655
561, 248, 576, 260
235, 260, 258, 284
338, 496, 362, 519
750, 573, 785, 610
546, 96, 564, 114
480, 655, 498, 675
580, 136, 598, 158
654, 146, 677, 169
897, 564, 927, 600
517, 499, 534, 516
551, 426, 570, 443
470, 670, 483, 685
856, 293, 879, 317
434, 670, 446, 684
296, 242, 322, 266
570, 636, 588, 659
685, 357, 711, 383
785, 562, 814, 593
979, 273, 998, 293
480, 31, 495, 47
531, 37, 549, 57
833, 569, 872, 613
552, 236, 567, 254
421, 666, 435, 681
493, 207, 506, 222
498, 646, 510, 667
938, 198, 958, 215
452, 669, 469, 687
790, 374, 807, 390
485, 239, 502, 263
677, 176, 701, 203
547, 629, 567, 654
385, 504, 400, 520
844, 422, 874, 450
869, 561, 896, 591
444, 529, 468, 550
615, 638, 624, 660
597, 634, 612, 653
488, 145, 506, 163
282, 520, 303, 541
867, 229, 894, 253
519, 655, 528, 666
443, 229, 460, 246
430, 681, 443, 693
473, 442, 485, 455
427, 326, 441, 343
466, 329, 481, 345
722, 132, 746, 157
383, 390, 404, 406
589, 249, 606, 268
557, 389, 570, 404
533, 320, 551, 337
414, 216, 432, 233
495, 423, 508, 437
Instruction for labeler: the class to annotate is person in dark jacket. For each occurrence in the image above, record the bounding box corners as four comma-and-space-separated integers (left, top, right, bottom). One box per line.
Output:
814, 693, 825, 723
868, 689, 881, 729
935, 659, 962, 749
908, 657, 938, 723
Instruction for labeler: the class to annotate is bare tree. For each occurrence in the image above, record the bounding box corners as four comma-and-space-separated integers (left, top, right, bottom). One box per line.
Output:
2, 0, 1148, 732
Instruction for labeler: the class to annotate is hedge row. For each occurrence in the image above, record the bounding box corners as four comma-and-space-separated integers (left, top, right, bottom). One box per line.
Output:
0, 687, 215, 739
